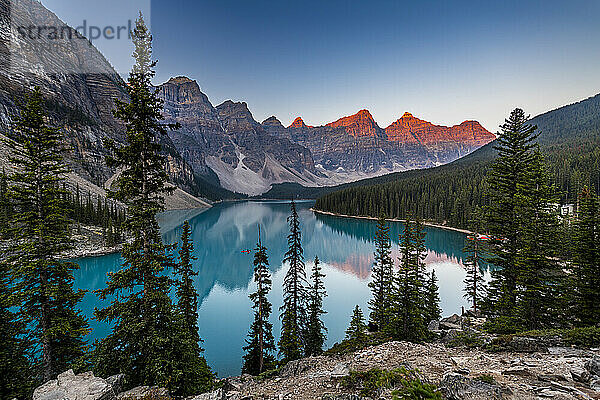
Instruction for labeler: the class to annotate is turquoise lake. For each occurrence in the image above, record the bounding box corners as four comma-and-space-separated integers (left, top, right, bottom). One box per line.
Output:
74, 200, 485, 377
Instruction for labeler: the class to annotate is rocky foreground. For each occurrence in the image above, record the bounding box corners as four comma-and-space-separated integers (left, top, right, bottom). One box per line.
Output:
34, 338, 600, 400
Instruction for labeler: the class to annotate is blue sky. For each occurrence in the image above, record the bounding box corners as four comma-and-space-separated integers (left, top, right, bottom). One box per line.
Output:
41, 0, 600, 131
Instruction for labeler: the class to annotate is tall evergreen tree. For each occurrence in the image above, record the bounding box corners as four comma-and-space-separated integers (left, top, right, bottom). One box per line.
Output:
345, 305, 367, 347
424, 270, 442, 324
305, 256, 327, 357
242, 227, 276, 375
483, 108, 539, 333
513, 150, 561, 331
3, 88, 88, 382
0, 261, 34, 398
173, 221, 213, 394
368, 215, 394, 331
389, 219, 429, 342
463, 232, 486, 313
279, 200, 308, 362
93, 15, 205, 395
175, 221, 200, 343
570, 186, 600, 326
0, 170, 11, 237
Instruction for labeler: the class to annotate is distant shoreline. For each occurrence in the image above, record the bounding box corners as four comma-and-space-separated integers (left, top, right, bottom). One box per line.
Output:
65, 244, 122, 260
310, 208, 473, 235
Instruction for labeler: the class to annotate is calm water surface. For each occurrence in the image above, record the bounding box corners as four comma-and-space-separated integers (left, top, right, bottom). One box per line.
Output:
74, 200, 484, 377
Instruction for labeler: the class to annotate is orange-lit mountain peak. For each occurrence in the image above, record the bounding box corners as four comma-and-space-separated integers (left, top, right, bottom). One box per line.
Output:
326, 109, 381, 137
385, 113, 495, 146
356, 109, 373, 117
289, 117, 312, 128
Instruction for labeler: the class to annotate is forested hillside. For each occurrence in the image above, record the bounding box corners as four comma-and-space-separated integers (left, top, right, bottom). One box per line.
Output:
314, 93, 600, 228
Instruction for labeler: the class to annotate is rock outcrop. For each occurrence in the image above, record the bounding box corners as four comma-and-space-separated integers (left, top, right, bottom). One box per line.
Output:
289, 117, 312, 128
204, 340, 600, 399
33, 370, 118, 400
326, 109, 384, 138
32, 370, 172, 400
385, 112, 495, 148
35, 339, 600, 400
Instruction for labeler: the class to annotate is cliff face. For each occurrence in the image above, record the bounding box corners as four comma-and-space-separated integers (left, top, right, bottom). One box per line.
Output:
0, 0, 207, 200
158, 78, 322, 195
326, 109, 384, 138
385, 112, 495, 147
289, 117, 312, 128
0, 0, 127, 185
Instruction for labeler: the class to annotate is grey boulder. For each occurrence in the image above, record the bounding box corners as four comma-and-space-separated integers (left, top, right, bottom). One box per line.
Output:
117, 386, 170, 399
440, 372, 503, 400
585, 357, 600, 376
33, 370, 116, 400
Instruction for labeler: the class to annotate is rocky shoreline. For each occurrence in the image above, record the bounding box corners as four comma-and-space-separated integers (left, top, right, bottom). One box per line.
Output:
64, 243, 122, 259
65, 224, 123, 259
311, 209, 473, 235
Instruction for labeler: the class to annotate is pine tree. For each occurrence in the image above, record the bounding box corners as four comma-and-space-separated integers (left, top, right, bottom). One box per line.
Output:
513, 150, 561, 331
388, 219, 429, 342
3, 87, 89, 382
305, 256, 327, 357
424, 270, 442, 324
173, 220, 213, 394
345, 305, 367, 347
175, 221, 200, 343
368, 215, 394, 331
242, 227, 276, 375
463, 229, 486, 313
0, 261, 34, 398
0, 170, 11, 237
93, 14, 201, 395
279, 200, 308, 362
483, 108, 539, 333
570, 186, 600, 326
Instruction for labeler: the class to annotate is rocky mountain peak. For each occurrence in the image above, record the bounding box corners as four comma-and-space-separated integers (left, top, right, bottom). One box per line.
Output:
326, 109, 382, 137
385, 113, 494, 146
167, 76, 195, 85
262, 116, 284, 128
289, 117, 311, 128
217, 100, 260, 133
159, 76, 212, 107
217, 100, 252, 117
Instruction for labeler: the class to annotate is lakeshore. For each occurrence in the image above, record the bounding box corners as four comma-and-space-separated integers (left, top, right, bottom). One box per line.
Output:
311, 208, 473, 235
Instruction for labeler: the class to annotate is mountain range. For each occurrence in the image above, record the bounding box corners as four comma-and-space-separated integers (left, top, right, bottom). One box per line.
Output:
0, 0, 496, 200
158, 77, 495, 195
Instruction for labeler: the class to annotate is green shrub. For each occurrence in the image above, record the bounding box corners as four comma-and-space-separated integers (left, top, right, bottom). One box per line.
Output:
522, 326, 600, 347
341, 368, 440, 399
256, 367, 280, 381
447, 331, 484, 348
391, 379, 441, 399
564, 326, 600, 346
326, 332, 392, 355
486, 326, 600, 352
475, 374, 496, 385
485, 334, 514, 352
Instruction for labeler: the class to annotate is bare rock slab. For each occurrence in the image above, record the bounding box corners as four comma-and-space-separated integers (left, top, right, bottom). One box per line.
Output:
33, 370, 116, 400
